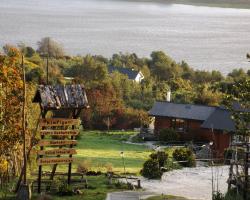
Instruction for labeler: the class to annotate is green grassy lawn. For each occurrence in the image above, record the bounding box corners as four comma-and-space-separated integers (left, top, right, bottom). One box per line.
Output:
0, 131, 190, 200
1, 130, 152, 200
36, 175, 128, 200
0, 175, 129, 200
51, 131, 152, 175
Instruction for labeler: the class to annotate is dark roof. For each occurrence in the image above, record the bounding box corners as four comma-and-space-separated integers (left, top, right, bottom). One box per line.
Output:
149, 101, 216, 121
201, 108, 235, 132
108, 66, 139, 80
149, 101, 236, 132
33, 84, 88, 109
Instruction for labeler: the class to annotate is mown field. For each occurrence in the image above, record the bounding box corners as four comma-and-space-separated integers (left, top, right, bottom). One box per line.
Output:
50, 130, 152, 174
1, 130, 152, 200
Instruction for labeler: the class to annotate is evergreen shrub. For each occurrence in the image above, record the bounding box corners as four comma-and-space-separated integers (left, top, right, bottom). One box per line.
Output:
173, 148, 196, 167
158, 128, 179, 142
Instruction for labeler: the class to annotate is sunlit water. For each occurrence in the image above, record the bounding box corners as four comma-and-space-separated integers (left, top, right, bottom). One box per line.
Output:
0, 0, 250, 74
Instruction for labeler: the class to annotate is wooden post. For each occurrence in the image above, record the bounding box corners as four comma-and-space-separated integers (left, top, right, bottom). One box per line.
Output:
68, 109, 80, 185
38, 111, 46, 193
67, 135, 74, 185
22, 54, 27, 185
228, 160, 233, 191
49, 147, 62, 181
15, 113, 41, 193
68, 116, 76, 185
137, 179, 141, 188
38, 139, 43, 193
46, 38, 49, 84
244, 143, 249, 200
16, 54, 31, 200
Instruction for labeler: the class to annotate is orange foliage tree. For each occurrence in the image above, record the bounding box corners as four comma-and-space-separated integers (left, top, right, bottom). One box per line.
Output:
81, 82, 150, 130
0, 47, 24, 176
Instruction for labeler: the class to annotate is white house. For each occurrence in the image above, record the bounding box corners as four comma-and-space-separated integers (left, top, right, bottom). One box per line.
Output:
108, 66, 144, 83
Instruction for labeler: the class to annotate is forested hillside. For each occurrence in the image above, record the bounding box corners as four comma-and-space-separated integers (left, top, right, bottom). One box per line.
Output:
1, 38, 250, 130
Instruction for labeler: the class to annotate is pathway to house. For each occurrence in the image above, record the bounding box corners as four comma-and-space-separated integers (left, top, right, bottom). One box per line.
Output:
113, 166, 228, 200
123, 136, 229, 200
140, 165, 229, 200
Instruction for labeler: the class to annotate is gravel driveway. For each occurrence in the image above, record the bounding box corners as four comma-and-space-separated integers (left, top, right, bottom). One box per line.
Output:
140, 166, 229, 200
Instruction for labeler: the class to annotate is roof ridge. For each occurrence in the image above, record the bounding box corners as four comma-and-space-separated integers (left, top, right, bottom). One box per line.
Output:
155, 100, 219, 109
108, 65, 140, 73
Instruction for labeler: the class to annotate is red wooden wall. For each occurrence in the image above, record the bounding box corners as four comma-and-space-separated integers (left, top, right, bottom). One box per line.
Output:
154, 116, 231, 157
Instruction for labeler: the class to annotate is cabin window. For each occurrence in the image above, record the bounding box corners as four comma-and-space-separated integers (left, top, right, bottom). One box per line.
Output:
171, 118, 188, 132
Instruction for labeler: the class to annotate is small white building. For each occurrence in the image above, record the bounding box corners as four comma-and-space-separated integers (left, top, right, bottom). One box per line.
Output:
108, 66, 144, 83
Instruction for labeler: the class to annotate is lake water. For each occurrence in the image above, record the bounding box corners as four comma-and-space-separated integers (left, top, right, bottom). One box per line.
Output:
0, 0, 250, 74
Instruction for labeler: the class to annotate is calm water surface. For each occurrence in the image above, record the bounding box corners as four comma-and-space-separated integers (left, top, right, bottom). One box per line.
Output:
0, 0, 250, 74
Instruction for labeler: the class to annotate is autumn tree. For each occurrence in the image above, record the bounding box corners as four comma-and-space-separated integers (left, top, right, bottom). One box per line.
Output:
81, 82, 123, 129
150, 51, 182, 80
194, 84, 223, 106
226, 78, 250, 139
37, 37, 65, 58
228, 68, 248, 82
0, 46, 24, 176
109, 53, 147, 71
169, 78, 196, 103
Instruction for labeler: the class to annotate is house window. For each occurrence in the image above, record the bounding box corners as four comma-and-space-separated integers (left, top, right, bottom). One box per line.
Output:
171, 118, 188, 132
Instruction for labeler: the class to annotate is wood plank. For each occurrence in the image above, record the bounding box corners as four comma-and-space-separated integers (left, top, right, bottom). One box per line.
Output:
37, 158, 74, 165
38, 140, 77, 146
39, 118, 80, 127
37, 149, 77, 156
40, 130, 79, 136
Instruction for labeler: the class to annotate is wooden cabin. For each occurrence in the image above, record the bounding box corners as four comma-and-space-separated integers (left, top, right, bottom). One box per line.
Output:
149, 101, 236, 157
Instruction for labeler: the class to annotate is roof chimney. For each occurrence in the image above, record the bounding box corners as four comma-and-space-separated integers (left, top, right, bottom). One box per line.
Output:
166, 90, 171, 102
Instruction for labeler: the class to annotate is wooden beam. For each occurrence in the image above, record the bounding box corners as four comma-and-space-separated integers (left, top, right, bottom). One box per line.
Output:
40, 130, 79, 136
38, 140, 77, 146
39, 118, 80, 127
37, 149, 77, 156
38, 158, 74, 165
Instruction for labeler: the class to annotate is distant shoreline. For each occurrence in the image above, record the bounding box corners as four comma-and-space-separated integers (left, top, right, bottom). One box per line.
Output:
119, 0, 250, 9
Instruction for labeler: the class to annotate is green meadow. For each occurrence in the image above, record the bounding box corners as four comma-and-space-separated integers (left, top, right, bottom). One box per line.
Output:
76, 131, 151, 173
2, 131, 152, 200
51, 130, 152, 174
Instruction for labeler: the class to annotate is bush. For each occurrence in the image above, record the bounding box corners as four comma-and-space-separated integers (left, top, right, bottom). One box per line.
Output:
86, 171, 102, 176
224, 189, 243, 200
140, 159, 162, 179
213, 191, 224, 200
165, 158, 182, 171
173, 148, 196, 167
211, 190, 244, 200
77, 160, 92, 174
57, 181, 74, 196
149, 151, 168, 168
158, 128, 179, 142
